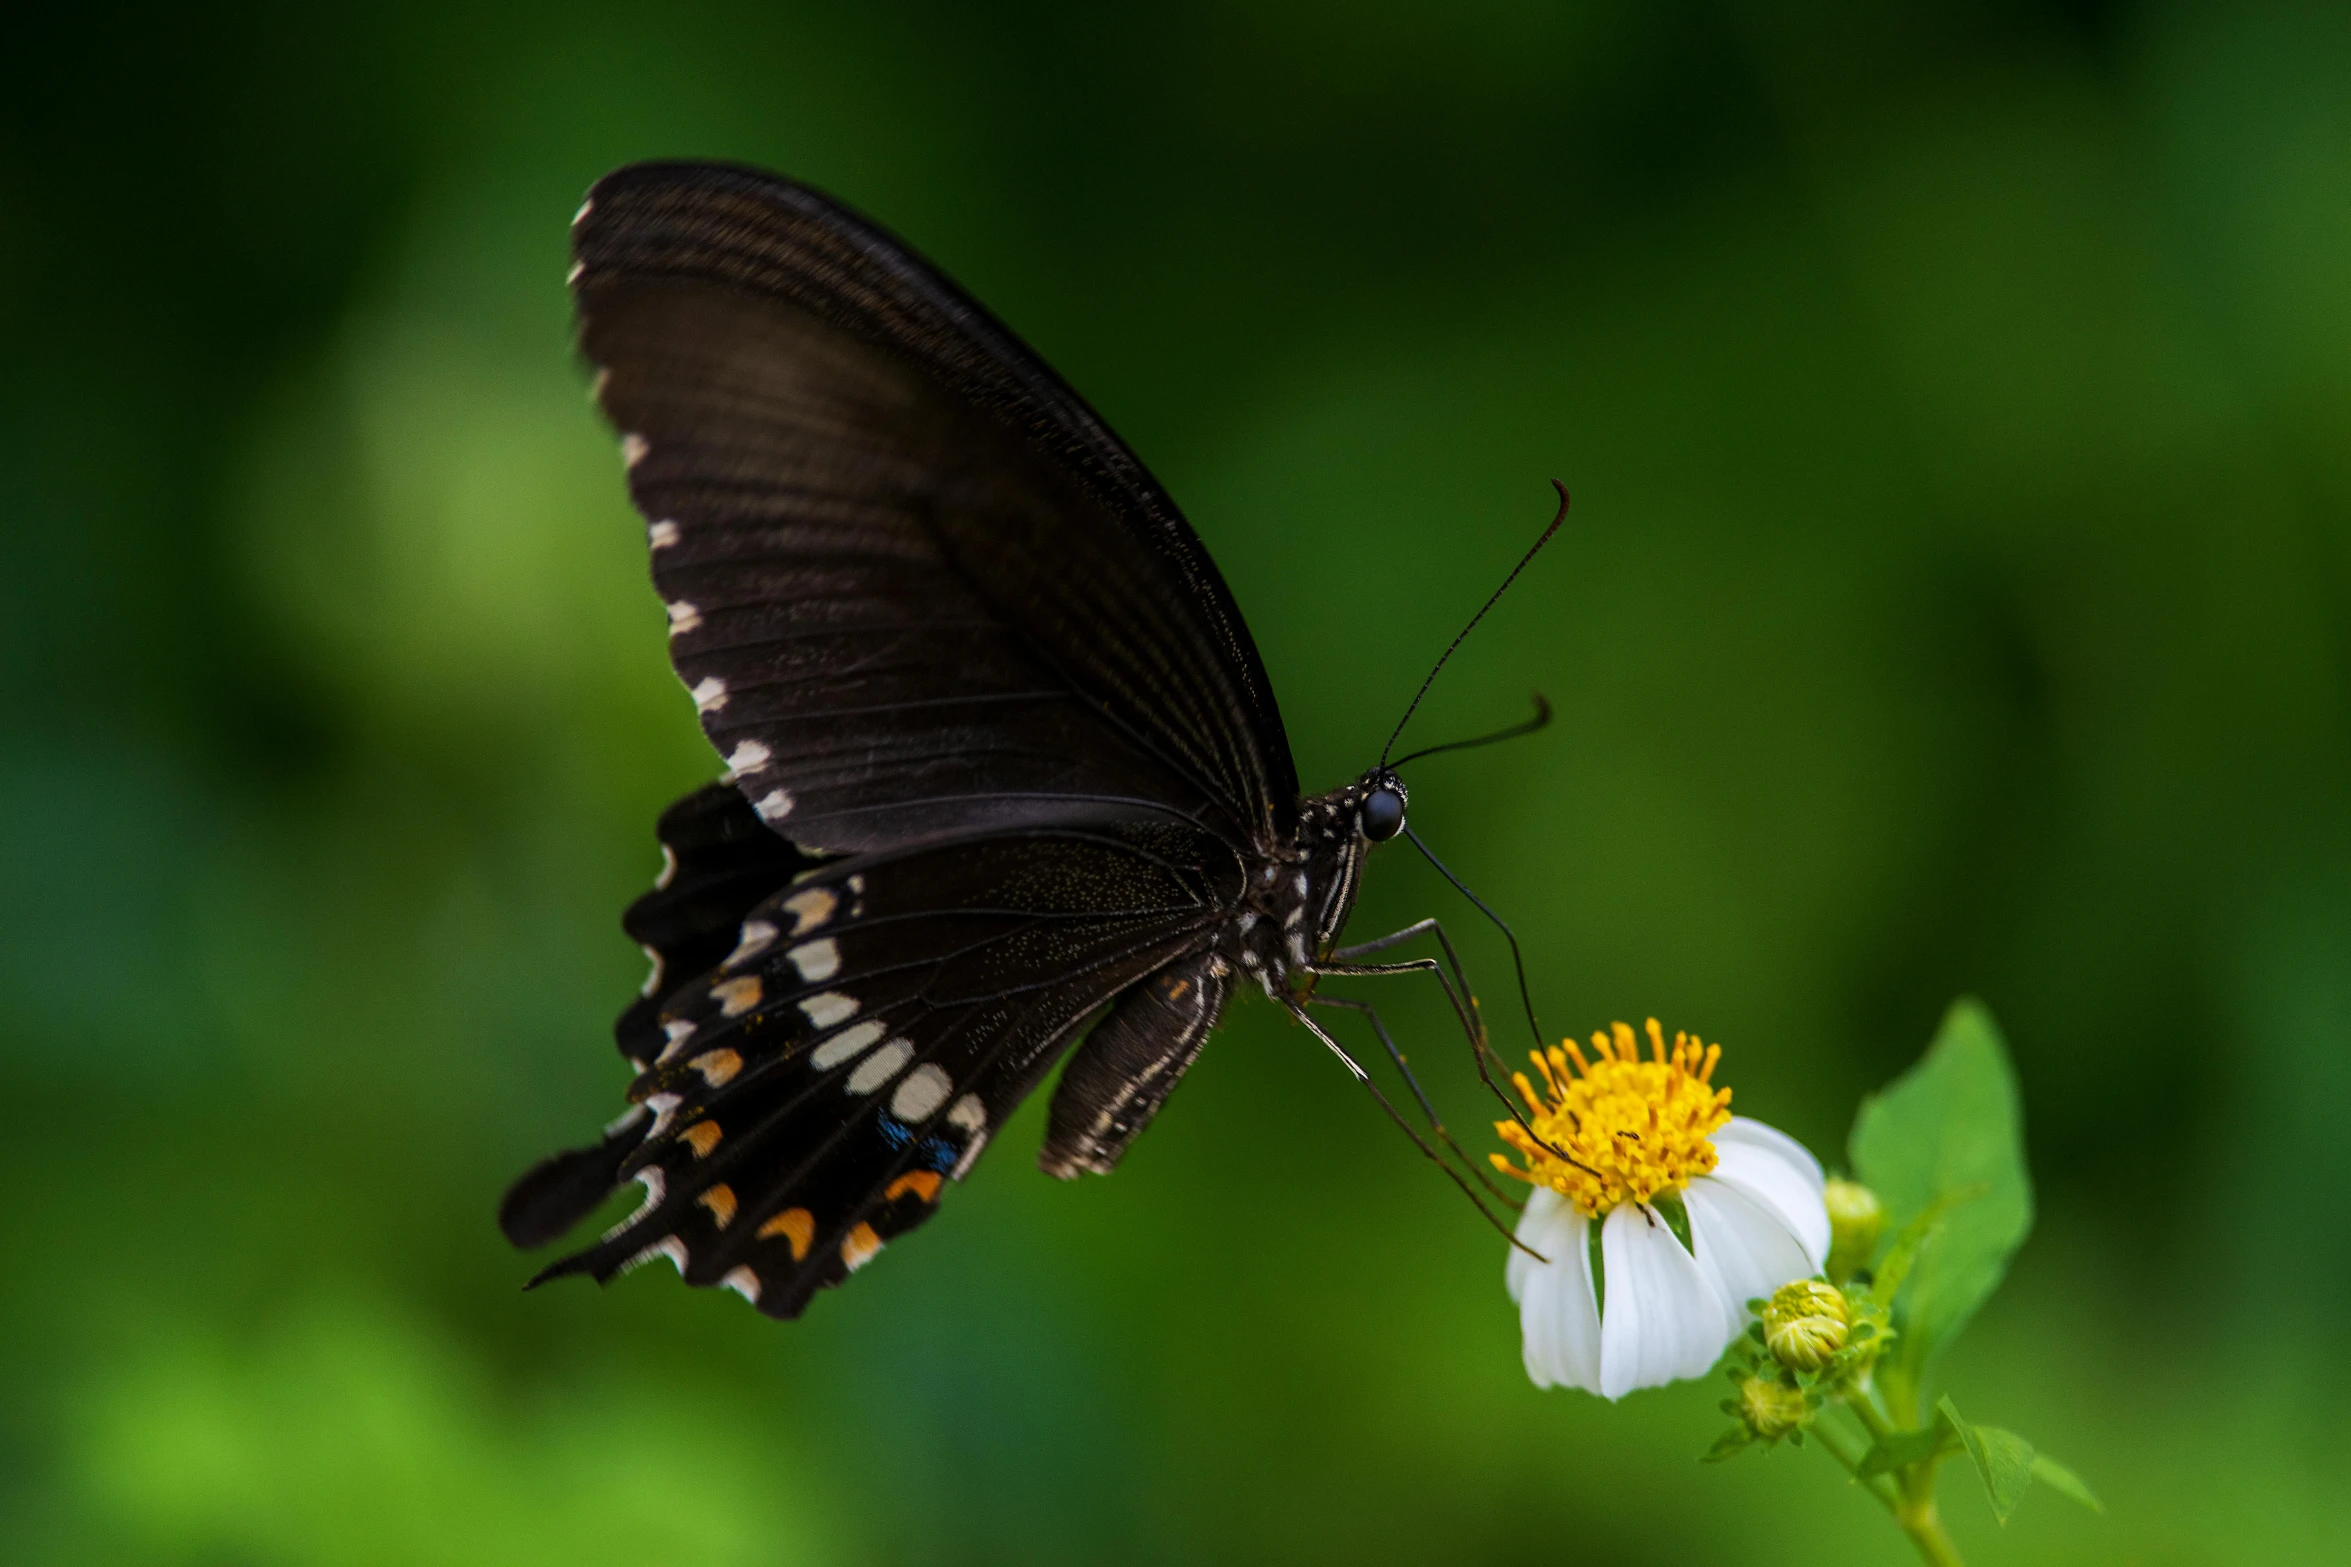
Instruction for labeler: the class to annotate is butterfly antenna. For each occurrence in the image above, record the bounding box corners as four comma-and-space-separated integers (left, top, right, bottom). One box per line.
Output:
1381, 480, 1570, 768
1388, 693, 1553, 769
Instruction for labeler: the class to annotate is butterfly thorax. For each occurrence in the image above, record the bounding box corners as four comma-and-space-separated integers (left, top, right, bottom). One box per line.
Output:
1221, 769, 1402, 998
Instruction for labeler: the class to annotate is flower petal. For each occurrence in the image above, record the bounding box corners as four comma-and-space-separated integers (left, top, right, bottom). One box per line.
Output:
1507, 1187, 1602, 1393
1709, 1118, 1830, 1267
1597, 1202, 1735, 1399
1686, 1174, 1822, 1337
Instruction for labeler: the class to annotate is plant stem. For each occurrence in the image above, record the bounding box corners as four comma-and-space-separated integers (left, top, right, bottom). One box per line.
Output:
1847, 1392, 1899, 1443
1835, 1392, 1964, 1566
1895, 1461, 1964, 1567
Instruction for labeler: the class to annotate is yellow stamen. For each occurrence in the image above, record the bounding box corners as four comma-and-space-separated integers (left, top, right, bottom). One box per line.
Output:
1489, 1018, 1734, 1218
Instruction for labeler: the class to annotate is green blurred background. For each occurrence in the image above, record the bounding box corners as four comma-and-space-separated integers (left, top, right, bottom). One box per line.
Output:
4, 2, 2347, 1562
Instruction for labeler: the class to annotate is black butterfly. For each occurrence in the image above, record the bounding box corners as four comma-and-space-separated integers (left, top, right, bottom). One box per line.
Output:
500, 161, 1560, 1319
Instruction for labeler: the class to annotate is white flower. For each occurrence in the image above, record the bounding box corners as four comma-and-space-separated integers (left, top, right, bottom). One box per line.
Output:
1495, 1022, 1829, 1399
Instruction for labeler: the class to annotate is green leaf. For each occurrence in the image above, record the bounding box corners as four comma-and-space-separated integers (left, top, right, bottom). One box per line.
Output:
2030, 1452, 2104, 1513
1870, 1183, 1986, 1307
1938, 1396, 2036, 1524
1850, 999, 2034, 1377
1856, 1422, 1953, 1478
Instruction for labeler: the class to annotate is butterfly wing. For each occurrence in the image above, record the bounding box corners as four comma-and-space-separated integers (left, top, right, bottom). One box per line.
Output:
509, 162, 1303, 1314
1039, 949, 1232, 1179
575, 161, 1298, 852
499, 783, 813, 1250
529, 811, 1239, 1318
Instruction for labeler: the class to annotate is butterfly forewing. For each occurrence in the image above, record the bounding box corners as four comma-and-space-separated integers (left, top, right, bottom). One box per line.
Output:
574, 163, 1297, 850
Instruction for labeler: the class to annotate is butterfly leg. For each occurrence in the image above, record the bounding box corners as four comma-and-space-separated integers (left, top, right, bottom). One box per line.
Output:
1281, 996, 1541, 1258
1330, 916, 1488, 1047
1307, 993, 1516, 1205
1311, 939, 1596, 1183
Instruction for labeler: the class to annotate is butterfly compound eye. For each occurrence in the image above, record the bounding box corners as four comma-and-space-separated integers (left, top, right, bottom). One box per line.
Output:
1359, 786, 1406, 842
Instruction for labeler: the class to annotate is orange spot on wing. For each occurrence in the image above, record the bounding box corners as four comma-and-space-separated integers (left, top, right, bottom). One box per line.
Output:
840, 1221, 883, 1272
692, 1048, 741, 1087
698, 1183, 737, 1227
884, 1170, 943, 1204
712, 976, 762, 1016
683, 1121, 723, 1158
758, 1207, 815, 1260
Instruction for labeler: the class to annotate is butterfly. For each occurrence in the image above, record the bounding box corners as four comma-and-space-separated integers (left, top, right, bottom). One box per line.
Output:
499, 161, 1562, 1318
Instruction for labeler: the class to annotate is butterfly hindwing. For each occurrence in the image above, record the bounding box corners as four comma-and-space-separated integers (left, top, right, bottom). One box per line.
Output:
614, 780, 816, 1067
526, 813, 1240, 1317
1040, 949, 1231, 1179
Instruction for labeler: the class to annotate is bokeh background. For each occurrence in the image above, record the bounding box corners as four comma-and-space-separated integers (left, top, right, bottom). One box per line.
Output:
5, 2, 2348, 1562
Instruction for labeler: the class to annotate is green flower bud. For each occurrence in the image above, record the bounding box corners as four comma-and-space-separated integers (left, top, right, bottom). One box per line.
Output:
1738, 1375, 1810, 1439
1762, 1279, 1849, 1371
1823, 1178, 1885, 1282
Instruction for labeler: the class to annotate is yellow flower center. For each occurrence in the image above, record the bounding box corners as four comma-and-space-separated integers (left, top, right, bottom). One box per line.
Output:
1490, 1019, 1732, 1218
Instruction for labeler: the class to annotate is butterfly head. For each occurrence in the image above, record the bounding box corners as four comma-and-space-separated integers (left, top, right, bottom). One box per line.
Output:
1357, 768, 1409, 843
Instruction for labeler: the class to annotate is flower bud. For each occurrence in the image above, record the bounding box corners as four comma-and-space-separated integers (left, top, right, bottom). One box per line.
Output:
1762, 1279, 1849, 1371
1823, 1178, 1885, 1281
1738, 1375, 1810, 1439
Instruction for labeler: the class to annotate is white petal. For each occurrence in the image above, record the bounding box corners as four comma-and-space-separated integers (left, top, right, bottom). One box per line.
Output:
1597, 1202, 1737, 1399
1710, 1118, 1831, 1267
1686, 1175, 1822, 1338
1506, 1187, 1602, 1393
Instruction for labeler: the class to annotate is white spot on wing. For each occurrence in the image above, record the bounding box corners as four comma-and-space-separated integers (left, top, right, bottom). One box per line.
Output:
604, 1167, 664, 1240
726, 739, 770, 774
721, 1265, 761, 1304
691, 676, 728, 712
644, 1092, 682, 1138
655, 844, 678, 890
573, 198, 593, 226
666, 600, 701, 637
799, 992, 858, 1029
846, 1037, 913, 1095
621, 1234, 688, 1276
648, 518, 679, 549
810, 1018, 886, 1070
725, 920, 777, 967
787, 938, 840, 982
951, 1125, 991, 1181
640, 944, 664, 996
621, 433, 649, 469
946, 1095, 987, 1132
658, 1019, 696, 1061
566, 260, 584, 286
754, 788, 794, 822
890, 1063, 952, 1122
